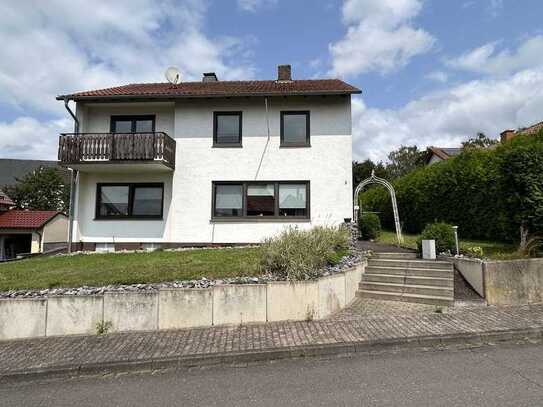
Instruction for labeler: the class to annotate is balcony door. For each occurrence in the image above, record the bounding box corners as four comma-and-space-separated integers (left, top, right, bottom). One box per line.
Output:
110, 115, 156, 160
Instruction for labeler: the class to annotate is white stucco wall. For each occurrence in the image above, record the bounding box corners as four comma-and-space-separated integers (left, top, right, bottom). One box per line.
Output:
78, 102, 175, 135
74, 95, 353, 244
428, 155, 444, 165
42, 215, 68, 245
75, 172, 173, 242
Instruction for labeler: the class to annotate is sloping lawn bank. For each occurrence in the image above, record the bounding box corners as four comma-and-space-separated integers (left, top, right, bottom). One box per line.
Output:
376, 230, 518, 260
0, 248, 261, 291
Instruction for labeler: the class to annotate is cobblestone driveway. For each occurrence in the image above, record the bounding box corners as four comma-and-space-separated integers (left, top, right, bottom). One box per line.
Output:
1, 303, 542, 376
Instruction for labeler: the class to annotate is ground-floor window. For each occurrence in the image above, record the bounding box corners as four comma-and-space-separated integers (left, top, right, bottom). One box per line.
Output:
96, 183, 164, 219
212, 181, 309, 220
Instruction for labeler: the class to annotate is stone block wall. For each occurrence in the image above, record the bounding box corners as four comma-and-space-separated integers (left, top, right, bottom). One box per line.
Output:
0, 261, 366, 341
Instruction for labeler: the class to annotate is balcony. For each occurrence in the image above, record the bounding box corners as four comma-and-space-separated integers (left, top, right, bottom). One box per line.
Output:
58, 132, 176, 171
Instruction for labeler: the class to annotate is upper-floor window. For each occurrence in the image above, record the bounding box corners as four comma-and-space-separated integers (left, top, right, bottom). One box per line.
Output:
110, 115, 155, 133
213, 112, 242, 147
280, 111, 310, 147
96, 183, 164, 220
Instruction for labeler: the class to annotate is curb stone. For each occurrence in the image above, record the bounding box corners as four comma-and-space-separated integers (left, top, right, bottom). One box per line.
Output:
1, 327, 541, 384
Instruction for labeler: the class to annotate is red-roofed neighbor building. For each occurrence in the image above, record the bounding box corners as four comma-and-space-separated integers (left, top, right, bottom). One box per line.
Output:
500, 120, 543, 143
425, 147, 463, 165
0, 210, 68, 261
0, 191, 14, 212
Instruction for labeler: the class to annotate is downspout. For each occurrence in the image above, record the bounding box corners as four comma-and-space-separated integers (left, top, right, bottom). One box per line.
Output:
254, 96, 271, 180
64, 98, 79, 253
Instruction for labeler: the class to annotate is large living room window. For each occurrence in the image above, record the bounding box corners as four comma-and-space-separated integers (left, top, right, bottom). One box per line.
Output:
110, 115, 155, 133
212, 181, 309, 220
213, 112, 242, 146
280, 111, 310, 147
96, 183, 163, 219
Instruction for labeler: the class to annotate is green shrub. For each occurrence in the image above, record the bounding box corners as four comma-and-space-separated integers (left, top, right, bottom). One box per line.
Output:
259, 226, 350, 280
359, 132, 543, 244
358, 213, 381, 240
417, 222, 456, 254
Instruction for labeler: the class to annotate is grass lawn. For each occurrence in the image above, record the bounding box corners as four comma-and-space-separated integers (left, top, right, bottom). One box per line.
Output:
376, 230, 519, 260
0, 248, 261, 291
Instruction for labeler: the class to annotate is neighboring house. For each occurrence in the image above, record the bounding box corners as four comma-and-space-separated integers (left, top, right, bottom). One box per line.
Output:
0, 190, 14, 212
425, 147, 463, 165
0, 158, 62, 187
0, 210, 68, 261
57, 64, 361, 251
501, 120, 543, 143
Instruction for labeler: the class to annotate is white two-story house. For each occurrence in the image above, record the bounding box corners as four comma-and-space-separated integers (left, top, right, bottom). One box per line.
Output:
57, 65, 361, 251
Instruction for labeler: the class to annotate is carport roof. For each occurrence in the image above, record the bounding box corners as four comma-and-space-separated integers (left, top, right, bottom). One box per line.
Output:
0, 210, 64, 230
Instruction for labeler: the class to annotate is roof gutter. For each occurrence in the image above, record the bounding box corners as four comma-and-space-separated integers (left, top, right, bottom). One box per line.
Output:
56, 89, 362, 103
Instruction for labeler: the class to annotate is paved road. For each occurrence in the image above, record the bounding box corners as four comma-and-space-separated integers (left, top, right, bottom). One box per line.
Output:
2, 342, 543, 406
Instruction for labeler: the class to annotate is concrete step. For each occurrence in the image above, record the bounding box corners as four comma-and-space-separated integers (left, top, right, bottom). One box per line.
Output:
365, 265, 454, 278
371, 252, 418, 260
356, 289, 453, 306
368, 258, 453, 270
362, 273, 453, 288
359, 281, 453, 298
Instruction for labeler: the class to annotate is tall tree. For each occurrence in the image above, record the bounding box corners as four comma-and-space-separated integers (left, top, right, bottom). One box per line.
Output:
463, 132, 498, 149
3, 167, 70, 213
386, 145, 425, 179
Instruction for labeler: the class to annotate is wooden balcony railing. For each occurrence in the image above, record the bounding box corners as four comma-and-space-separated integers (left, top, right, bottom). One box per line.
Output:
58, 132, 176, 169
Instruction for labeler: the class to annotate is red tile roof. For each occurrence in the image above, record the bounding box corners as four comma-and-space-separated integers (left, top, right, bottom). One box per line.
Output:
0, 210, 64, 229
519, 120, 543, 135
426, 147, 463, 164
58, 79, 361, 101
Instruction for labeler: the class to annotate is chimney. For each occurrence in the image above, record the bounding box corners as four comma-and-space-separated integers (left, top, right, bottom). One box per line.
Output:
202, 72, 218, 82
500, 129, 516, 143
277, 64, 292, 81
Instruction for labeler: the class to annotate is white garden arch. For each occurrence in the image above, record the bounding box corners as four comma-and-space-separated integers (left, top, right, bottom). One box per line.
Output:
354, 170, 403, 244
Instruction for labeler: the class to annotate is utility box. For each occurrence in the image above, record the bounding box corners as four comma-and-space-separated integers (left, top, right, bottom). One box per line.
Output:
422, 240, 436, 260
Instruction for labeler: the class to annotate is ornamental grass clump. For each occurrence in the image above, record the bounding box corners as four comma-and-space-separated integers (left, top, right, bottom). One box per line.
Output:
259, 226, 350, 281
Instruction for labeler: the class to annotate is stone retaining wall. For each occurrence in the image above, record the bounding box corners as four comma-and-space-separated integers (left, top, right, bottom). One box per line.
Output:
445, 257, 485, 297
484, 258, 543, 305
444, 256, 543, 305
0, 261, 365, 341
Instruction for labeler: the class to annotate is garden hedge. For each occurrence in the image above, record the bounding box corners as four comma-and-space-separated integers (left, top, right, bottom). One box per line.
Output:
359, 132, 543, 243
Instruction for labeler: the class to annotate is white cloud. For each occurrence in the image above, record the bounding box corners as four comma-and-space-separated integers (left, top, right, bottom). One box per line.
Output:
352, 68, 543, 161
237, 0, 278, 13
0, 0, 256, 159
447, 36, 543, 76
329, 0, 435, 77
425, 70, 448, 83
0, 117, 71, 160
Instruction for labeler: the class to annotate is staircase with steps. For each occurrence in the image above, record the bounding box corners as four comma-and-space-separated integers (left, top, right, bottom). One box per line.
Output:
357, 252, 454, 306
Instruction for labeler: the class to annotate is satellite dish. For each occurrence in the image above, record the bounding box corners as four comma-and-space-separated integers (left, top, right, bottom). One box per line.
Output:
165, 67, 181, 84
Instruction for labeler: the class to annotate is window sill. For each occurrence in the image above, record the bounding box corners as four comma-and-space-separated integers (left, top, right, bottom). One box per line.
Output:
94, 217, 163, 221
279, 144, 311, 148
211, 217, 311, 223
212, 143, 243, 148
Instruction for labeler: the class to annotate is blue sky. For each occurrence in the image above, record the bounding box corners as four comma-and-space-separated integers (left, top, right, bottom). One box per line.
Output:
1, 0, 543, 161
